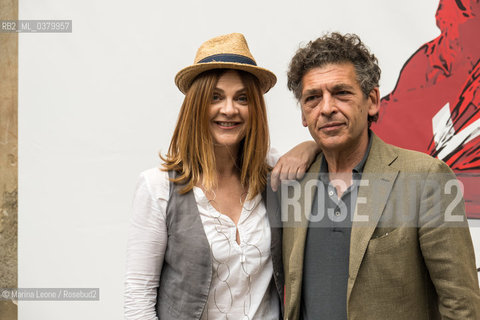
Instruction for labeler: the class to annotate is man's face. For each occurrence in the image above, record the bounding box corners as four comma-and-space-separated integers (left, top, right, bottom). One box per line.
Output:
300, 62, 380, 153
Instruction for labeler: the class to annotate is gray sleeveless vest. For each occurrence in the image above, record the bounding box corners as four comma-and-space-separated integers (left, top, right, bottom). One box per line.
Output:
156, 171, 284, 319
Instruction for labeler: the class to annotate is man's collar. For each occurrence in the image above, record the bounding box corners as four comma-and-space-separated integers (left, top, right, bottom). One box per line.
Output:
319, 129, 373, 175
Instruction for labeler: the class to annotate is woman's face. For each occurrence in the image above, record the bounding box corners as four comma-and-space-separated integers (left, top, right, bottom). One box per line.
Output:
208, 70, 249, 149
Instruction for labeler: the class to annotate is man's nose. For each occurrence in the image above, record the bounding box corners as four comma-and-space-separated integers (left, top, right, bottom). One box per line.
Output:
320, 94, 337, 116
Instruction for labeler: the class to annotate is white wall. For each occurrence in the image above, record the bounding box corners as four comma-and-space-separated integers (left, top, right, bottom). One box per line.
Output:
18, 0, 478, 318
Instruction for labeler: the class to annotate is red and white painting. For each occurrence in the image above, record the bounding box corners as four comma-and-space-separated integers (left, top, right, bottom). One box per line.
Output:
373, 0, 480, 218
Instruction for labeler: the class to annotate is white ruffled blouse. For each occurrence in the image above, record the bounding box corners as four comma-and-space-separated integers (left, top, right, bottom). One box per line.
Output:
125, 153, 280, 320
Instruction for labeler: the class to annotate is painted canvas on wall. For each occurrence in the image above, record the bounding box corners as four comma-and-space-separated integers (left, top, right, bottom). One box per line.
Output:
373, 0, 480, 218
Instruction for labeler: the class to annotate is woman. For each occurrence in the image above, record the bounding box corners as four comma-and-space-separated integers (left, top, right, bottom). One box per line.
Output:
125, 33, 317, 320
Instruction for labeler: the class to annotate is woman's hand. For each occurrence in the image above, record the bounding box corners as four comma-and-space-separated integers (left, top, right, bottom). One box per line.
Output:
271, 141, 320, 191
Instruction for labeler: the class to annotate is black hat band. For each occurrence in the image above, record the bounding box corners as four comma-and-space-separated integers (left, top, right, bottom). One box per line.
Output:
198, 53, 257, 66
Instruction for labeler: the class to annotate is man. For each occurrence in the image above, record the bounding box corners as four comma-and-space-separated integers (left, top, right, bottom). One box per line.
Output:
281, 32, 480, 320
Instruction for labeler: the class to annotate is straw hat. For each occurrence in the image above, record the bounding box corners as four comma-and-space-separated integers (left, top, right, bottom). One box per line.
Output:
175, 33, 277, 94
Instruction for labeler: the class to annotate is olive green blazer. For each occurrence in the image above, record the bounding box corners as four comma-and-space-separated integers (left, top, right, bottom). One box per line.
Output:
282, 133, 480, 320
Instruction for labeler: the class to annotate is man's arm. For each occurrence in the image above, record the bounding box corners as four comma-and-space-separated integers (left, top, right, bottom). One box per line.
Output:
418, 159, 480, 319
270, 141, 320, 191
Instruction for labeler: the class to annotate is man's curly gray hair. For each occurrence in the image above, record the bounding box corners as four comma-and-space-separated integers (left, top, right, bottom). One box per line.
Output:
287, 32, 381, 125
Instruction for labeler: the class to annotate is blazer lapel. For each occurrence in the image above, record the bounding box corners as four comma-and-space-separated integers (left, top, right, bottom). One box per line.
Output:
284, 153, 323, 320
290, 152, 322, 254
347, 134, 399, 304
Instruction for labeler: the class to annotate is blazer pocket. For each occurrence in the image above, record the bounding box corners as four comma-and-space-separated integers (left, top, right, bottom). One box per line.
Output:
367, 227, 406, 253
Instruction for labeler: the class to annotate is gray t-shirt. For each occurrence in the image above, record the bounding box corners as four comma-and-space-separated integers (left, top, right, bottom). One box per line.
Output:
301, 133, 372, 320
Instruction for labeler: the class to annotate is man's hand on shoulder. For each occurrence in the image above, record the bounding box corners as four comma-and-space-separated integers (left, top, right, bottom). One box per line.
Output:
271, 141, 320, 191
